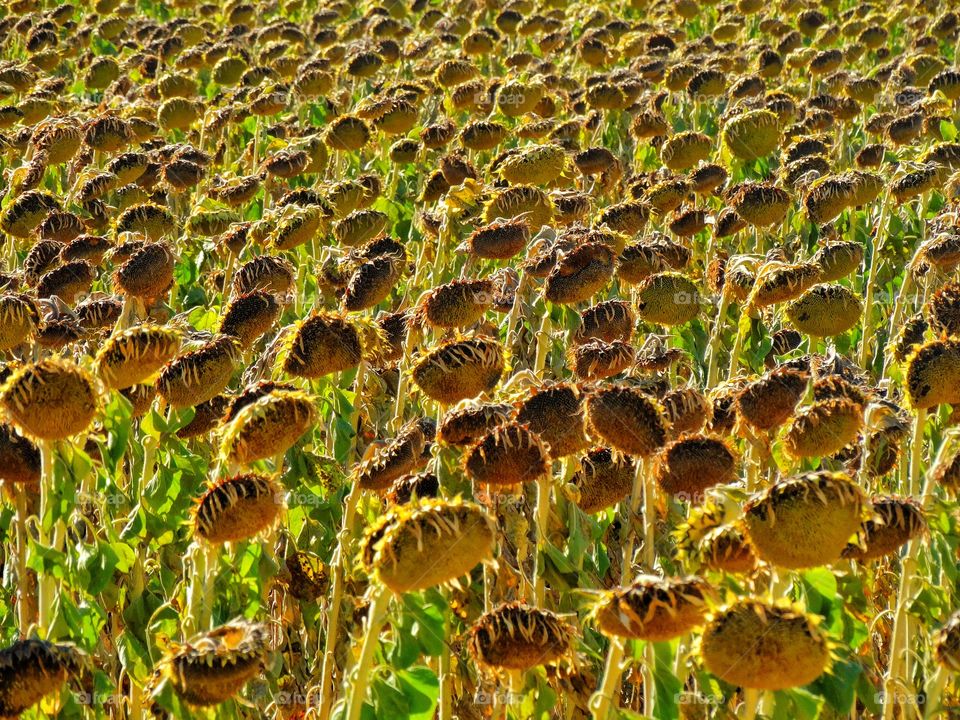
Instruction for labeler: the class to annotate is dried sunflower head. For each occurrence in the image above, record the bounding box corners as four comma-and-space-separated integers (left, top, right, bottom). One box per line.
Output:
163, 621, 267, 706
362, 498, 495, 593
194, 474, 283, 544
592, 575, 711, 641
469, 603, 573, 671
0, 639, 85, 718
0, 358, 98, 440
219, 390, 316, 466
157, 335, 241, 408
412, 336, 504, 405
701, 600, 829, 690
743, 471, 865, 569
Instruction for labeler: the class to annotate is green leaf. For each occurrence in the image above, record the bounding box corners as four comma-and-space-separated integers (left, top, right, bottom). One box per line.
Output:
940, 120, 958, 141
803, 568, 837, 603
812, 659, 860, 713
117, 631, 151, 683
652, 641, 682, 720
371, 673, 409, 717
402, 594, 446, 657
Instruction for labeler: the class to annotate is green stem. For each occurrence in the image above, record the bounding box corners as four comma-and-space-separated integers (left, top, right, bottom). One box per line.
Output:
858, 195, 889, 370
619, 460, 646, 585
726, 312, 750, 381
883, 408, 926, 720
705, 287, 731, 389
317, 484, 361, 720
533, 475, 551, 605
37, 439, 55, 636
743, 688, 761, 720
350, 361, 367, 462
439, 602, 452, 720
642, 459, 656, 572
534, 307, 552, 373
345, 585, 391, 720
14, 484, 33, 633
643, 642, 655, 716
923, 665, 948, 719
590, 635, 627, 720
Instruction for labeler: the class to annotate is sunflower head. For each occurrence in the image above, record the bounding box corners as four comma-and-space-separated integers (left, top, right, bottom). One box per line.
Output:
362, 498, 496, 593
469, 603, 573, 671
0, 358, 98, 440
163, 621, 267, 706
743, 471, 866, 569
194, 474, 283, 544
701, 600, 829, 690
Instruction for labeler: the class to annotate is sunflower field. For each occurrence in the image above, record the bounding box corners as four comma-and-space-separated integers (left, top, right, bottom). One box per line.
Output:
4, 0, 960, 718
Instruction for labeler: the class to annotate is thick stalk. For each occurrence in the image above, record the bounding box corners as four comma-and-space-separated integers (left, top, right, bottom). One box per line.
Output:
705, 287, 731, 389
439, 604, 452, 720
589, 635, 627, 720
883, 408, 926, 720
37, 439, 55, 636
726, 312, 751, 381
534, 308, 552, 373
533, 475, 551, 605
591, 460, 650, 719
642, 459, 656, 571
858, 195, 889, 370
317, 485, 361, 720
742, 688, 760, 720
350, 361, 367, 463
184, 542, 206, 637
345, 585, 390, 720
619, 460, 646, 585
14, 484, 33, 633
923, 665, 948, 719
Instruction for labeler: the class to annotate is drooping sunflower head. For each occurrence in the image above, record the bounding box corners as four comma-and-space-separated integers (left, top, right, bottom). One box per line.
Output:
194, 474, 283, 544
412, 336, 505, 405
0, 358, 98, 440
842, 495, 925, 562
469, 603, 574, 671
163, 621, 268, 706
586, 385, 669, 457
700, 599, 829, 690
96, 324, 181, 390
157, 335, 242, 409
464, 421, 551, 486
592, 575, 712, 641
362, 497, 496, 594
219, 390, 316, 466
0, 639, 85, 718
743, 470, 866, 569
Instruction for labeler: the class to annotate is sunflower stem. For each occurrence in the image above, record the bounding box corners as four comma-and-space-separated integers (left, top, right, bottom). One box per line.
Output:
350, 361, 367, 463
923, 665, 948, 719
883, 407, 926, 720
533, 474, 551, 606
642, 459, 656, 572
439, 591, 452, 720
742, 688, 761, 720
37, 439, 55, 636
858, 194, 889, 370
726, 311, 750, 381
705, 286, 731, 389
589, 635, 627, 720
13, 483, 34, 633
345, 584, 390, 720
317, 484, 361, 720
